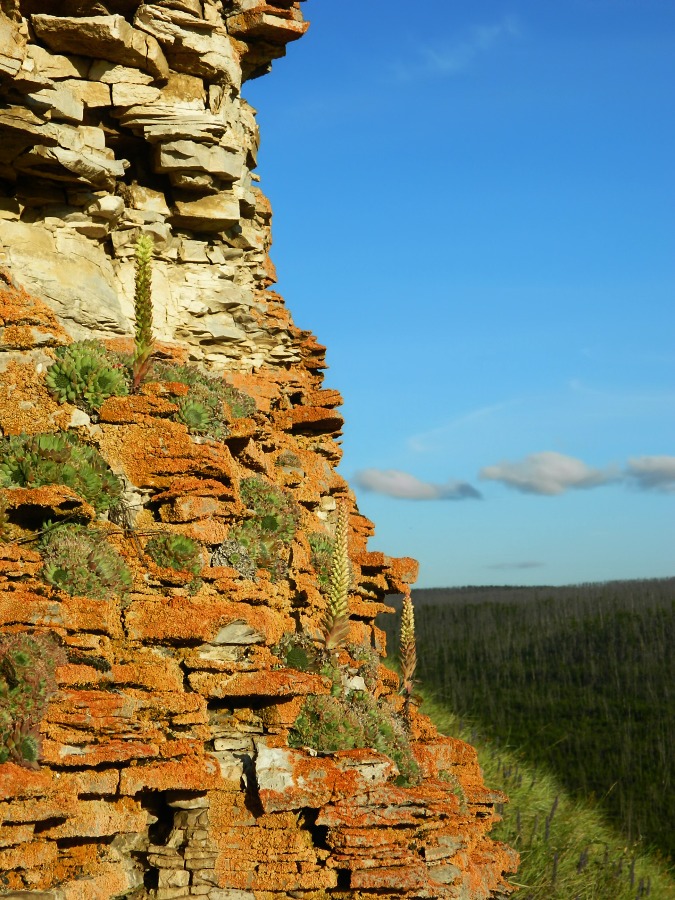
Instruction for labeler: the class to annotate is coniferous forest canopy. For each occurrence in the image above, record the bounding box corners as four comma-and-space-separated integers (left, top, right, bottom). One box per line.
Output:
380, 579, 675, 862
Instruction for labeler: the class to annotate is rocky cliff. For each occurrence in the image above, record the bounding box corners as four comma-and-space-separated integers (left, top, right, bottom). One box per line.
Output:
0, 3, 518, 898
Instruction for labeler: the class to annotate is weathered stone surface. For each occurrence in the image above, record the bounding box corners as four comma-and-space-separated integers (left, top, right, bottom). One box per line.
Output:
31, 15, 169, 79
0, 12, 26, 78
156, 140, 244, 181
134, 4, 240, 83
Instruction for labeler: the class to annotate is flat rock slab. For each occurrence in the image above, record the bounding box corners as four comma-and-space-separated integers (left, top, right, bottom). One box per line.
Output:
31, 14, 168, 79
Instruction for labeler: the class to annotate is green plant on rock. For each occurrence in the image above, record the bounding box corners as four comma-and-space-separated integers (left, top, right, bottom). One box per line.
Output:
175, 397, 215, 434
0, 631, 66, 768
228, 519, 287, 582
274, 632, 324, 673
39, 524, 132, 599
308, 531, 334, 592
348, 642, 381, 692
221, 382, 256, 419
0, 432, 122, 513
0, 494, 10, 544
239, 476, 298, 539
150, 361, 256, 439
45, 340, 129, 412
290, 694, 366, 752
145, 532, 202, 576
131, 233, 155, 392
321, 503, 351, 651
275, 450, 301, 470
289, 689, 420, 785
226, 476, 300, 580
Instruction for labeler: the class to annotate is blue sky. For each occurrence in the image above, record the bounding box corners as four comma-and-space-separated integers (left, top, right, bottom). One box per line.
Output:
246, 0, 675, 588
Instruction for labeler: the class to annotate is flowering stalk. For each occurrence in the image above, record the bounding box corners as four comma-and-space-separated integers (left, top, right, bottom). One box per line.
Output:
131, 233, 155, 392
400, 589, 417, 719
322, 503, 351, 651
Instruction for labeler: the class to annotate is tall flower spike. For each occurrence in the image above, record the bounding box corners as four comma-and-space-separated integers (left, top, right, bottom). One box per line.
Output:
400, 589, 417, 718
322, 502, 351, 651
131, 233, 155, 391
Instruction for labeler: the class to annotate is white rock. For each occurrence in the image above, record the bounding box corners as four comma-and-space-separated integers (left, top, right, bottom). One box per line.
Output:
156, 140, 244, 181
254, 742, 295, 795
25, 44, 88, 80
134, 4, 240, 84
112, 82, 162, 107
26, 86, 84, 123
60, 79, 111, 108
172, 193, 240, 231
126, 183, 171, 215
0, 220, 128, 338
68, 408, 91, 428
88, 59, 155, 85
0, 12, 25, 78
31, 15, 169, 80
86, 195, 124, 221
211, 620, 264, 645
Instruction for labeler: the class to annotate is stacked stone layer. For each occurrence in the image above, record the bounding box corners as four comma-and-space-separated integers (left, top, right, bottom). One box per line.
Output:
0, 3, 517, 899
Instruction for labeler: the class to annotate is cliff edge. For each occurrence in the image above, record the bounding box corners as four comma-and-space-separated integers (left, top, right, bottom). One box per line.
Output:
0, 3, 518, 898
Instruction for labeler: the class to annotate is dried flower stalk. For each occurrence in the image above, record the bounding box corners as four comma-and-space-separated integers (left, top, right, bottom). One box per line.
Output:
322, 502, 351, 651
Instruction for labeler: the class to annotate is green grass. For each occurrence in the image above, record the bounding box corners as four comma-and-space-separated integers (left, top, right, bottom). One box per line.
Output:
381, 579, 674, 859
421, 694, 675, 899
379, 578, 675, 899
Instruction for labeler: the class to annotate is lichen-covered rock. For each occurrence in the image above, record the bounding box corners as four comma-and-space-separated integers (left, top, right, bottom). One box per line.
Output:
0, 3, 517, 898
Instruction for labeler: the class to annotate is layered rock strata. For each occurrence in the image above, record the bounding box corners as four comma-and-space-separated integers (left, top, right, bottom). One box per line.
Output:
0, 3, 518, 899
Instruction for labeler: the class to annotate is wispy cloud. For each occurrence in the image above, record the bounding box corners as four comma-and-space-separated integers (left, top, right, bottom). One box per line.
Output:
487, 561, 545, 570
626, 456, 675, 493
391, 16, 520, 83
408, 399, 521, 453
354, 468, 481, 501
480, 451, 619, 496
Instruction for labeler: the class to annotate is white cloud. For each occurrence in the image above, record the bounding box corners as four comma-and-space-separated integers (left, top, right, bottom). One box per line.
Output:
391, 16, 520, 82
354, 468, 481, 501
626, 456, 675, 493
480, 451, 618, 496
408, 399, 520, 453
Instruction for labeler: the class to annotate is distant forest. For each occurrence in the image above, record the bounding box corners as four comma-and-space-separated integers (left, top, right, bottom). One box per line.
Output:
379, 577, 675, 860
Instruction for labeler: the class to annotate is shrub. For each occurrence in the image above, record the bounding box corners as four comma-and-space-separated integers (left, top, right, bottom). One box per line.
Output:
0, 632, 66, 768
0, 432, 122, 512
348, 642, 381, 692
45, 340, 128, 412
222, 383, 256, 419
39, 524, 132, 599
145, 532, 202, 576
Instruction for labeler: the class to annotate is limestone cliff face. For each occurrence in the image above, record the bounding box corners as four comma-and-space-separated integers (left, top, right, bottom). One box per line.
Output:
0, 4, 518, 899
0, 0, 305, 369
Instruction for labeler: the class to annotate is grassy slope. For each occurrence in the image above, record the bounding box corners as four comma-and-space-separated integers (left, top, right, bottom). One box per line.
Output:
379, 578, 675, 899
422, 694, 675, 899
